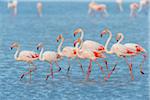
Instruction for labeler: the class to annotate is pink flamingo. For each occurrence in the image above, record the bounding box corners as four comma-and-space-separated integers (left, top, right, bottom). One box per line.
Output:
56, 34, 84, 74
74, 28, 109, 70
36, 43, 62, 80
74, 28, 105, 53
130, 3, 139, 17
74, 38, 117, 81
88, 1, 108, 17
8, 0, 18, 16
116, 33, 147, 74
37, 1, 43, 17
138, 0, 149, 12
100, 28, 146, 80
116, 0, 124, 12
10, 42, 39, 81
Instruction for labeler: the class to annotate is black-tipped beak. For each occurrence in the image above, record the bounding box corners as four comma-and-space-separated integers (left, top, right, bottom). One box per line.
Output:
74, 43, 76, 47
117, 39, 119, 42
57, 40, 59, 42
10, 47, 13, 50
100, 34, 103, 38
37, 47, 39, 50
74, 34, 76, 37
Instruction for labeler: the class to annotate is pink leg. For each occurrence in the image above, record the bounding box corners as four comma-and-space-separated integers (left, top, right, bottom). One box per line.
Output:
85, 59, 92, 80
76, 58, 84, 74
94, 60, 104, 74
55, 62, 62, 73
104, 63, 117, 81
20, 63, 36, 80
67, 58, 71, 74
124, 56, 134, 80
104, 60, 108, 70
139, 53, 147, 75
46, 63, 53, 80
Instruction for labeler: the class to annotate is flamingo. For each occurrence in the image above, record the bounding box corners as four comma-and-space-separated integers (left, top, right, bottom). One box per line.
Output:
36, 43, 62, 80
37, 1, 43, 17
138, 0, 149, 12
100, 28, 146, 80
74, 38, 117, 81
88, 1, 108, 17
74, 28, 109, 70
10, 42, 39, 81
8, 0, 18, 16
56, 34, 84, 74
130, 3, 139, 17
116, 33, 147, 74
116, 0, 124, 12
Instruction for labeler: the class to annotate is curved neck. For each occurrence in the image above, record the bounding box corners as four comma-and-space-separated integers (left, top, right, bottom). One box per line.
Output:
105, 30, 113, 54
117, 33, 124, 44
57, 38, 64, 55
14, 47, 20, 60
80, 29, 84, 40
39, 47, 44, 61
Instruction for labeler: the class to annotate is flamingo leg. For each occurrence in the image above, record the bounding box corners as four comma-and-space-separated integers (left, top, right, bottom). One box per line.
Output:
20, 63, 35, 80
104, 63, 117, 81
55, 61, 62, 73
67, 58, 71, 74
124, 56, 134, 80
103, 60, 108, 70
85, 59, 92, 80
139, 53, 147, 75
29, 69, 32, 81
94, 60, 105, 74
76, 58, 84, 74
46, 63, 53, 80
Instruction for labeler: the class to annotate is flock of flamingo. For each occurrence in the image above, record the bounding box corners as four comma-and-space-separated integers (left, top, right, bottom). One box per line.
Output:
7, 0, 149, 17
10, 28, 147, 81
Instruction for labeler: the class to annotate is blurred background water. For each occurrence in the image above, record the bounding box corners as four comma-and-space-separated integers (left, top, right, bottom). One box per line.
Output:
0, 1, 149, 100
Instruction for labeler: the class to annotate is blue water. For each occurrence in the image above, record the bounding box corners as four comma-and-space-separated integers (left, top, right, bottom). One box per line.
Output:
0, 1, 149, 100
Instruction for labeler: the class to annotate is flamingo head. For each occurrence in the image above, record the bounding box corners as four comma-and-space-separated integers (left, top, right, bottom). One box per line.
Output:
116, 33, 123, 42
36, 43, 43, 50
56, 34, 63, 42
100, 28, 109, 37
10, 42, 19, 50
74, 28, 83, 37
74, 38, 81, 47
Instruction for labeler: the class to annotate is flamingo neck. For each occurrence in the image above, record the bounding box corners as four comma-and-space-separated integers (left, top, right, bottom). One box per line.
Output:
77, 40, 83, 57
117, 33, 124, 44
57, 38, 64, 55
105, 30, 113, 54
80, 29, 84, 40
39, 47, 44, 61
14, 47, 20, 60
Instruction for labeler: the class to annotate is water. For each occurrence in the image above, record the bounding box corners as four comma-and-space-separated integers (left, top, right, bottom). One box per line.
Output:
0, 1, 149, 100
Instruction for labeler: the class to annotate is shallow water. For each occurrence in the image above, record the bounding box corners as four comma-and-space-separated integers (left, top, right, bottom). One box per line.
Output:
0, 1, 149, 100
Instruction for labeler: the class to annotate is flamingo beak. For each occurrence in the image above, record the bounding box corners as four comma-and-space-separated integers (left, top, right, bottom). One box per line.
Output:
116, 39, 119, 42
100, 31, 106, 37
74, 31, 78, 37
56, 39, 59, 42
10, 47, 13, 50
74, 40, 77, 47
100, 34, 103, 37
37, 47, 39, 50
